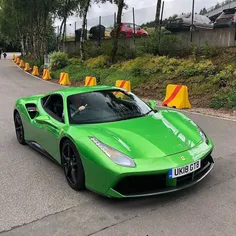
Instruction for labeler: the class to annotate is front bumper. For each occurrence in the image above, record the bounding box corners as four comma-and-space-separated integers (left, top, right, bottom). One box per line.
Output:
107, 154, 214, 198
214, 22, 236, 28
83, 140, 214, 198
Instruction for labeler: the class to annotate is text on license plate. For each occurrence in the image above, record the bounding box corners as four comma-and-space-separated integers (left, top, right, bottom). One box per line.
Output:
168, 160, 201, 179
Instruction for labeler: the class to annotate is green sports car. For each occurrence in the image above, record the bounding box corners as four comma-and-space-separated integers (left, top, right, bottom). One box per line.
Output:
13, 86, 214, 198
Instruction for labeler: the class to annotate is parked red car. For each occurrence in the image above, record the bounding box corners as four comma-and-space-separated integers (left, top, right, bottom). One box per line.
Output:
111, 23, 149, 38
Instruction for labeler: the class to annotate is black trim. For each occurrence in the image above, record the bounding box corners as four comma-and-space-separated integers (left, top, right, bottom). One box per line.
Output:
26, 141, 60, 165
112, 155, 215, 198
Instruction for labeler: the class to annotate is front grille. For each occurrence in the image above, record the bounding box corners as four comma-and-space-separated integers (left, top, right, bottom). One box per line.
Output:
113, 174, 166, 196
177, 155, 213, 185
113, 154, 214, 196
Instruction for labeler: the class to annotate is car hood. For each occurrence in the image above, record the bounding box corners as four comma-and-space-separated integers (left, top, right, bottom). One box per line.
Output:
83, 110, 203, 159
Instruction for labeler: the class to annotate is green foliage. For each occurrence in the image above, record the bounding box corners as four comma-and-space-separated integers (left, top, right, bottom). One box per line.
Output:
69, 58, 83, 65
202, 41, 217, 58
211, 87, 236, 109
50, 51, 69, 70
85, 55, 110, 68
137, 33, 184, 57
159, 34, 183, 57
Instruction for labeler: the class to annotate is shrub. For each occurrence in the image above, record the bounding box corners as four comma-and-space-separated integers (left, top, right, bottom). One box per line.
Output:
85, 55, 110, 68
159, 34, 183, 57
210, 87, 236, 109
49, 51, 69, 70
202, 41, 217, 58
69, 58, 82, 65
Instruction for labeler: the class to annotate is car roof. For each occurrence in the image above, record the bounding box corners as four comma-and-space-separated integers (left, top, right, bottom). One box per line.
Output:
49, 85, 121, 97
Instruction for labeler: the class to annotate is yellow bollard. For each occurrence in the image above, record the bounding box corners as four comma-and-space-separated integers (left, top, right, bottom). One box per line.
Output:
42, 69, 52, 80
24, 63, 30, 71
16, 58, 20, 64
19, 60, 25, 68
85, 76, 97, 86
32, 66, 39, 76
59, 72, 71, 86
162, 84, 191, 109
115, 80, 131, 92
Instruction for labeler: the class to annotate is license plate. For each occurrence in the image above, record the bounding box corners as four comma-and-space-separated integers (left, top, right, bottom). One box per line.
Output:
168, 160, 201, 179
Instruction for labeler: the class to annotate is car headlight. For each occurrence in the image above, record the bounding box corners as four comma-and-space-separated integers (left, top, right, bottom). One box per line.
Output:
90, 137, 136, 167
198, 127, 209, 144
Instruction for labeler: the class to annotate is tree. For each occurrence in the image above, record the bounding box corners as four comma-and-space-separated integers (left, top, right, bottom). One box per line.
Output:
111, 0, 126, 63
55, 0, 80, 49
79, 0, 91, 62
199, 7, 207, 15
79, 0, 112, 62
0, 0, 57, 61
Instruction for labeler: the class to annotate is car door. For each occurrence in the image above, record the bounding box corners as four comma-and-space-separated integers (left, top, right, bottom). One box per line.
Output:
36, 94, 65, 161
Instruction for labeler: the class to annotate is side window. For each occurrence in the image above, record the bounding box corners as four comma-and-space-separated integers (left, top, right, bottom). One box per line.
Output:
42, 94, 64, 123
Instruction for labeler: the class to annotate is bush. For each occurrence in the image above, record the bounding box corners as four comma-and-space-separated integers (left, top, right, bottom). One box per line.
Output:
211, 87, 236, 109
202, 41, 217, 58
50, 51, 69, 70
159, 34, 183, 57
85, 55, 110, 68
69, 58, 82, 65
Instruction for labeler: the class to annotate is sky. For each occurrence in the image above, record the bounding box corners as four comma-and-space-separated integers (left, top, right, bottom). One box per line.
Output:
58, 0, 220, 35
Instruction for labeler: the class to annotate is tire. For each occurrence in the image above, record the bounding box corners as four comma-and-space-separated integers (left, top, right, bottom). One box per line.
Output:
14, 111, 26, 145
120, 31, 126, 38
141, 34, 148, 38
190, 25, 196, 32
61, 139, 85, 191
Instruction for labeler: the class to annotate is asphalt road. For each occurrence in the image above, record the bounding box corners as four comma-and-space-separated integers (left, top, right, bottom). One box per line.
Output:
1, 54, 236, 236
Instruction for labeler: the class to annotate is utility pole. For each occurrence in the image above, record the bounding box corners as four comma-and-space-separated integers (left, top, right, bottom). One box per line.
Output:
190, 0, 195, 42
155, 0, 162, 31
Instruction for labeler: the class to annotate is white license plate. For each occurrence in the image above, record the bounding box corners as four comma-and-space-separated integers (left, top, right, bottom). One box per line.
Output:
168, 160, 201, 179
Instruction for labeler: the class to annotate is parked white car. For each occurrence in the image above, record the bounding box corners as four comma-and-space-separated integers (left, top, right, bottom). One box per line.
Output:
166, 13, 213, 32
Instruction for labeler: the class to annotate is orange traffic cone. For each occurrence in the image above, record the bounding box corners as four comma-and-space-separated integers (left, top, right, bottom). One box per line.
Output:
59, 72, 71, 86
24, 63, 30, 71
42, 69, 52, 80
32, 66, 39, 76
12, 54, 15, 60
16, 58, 20, 64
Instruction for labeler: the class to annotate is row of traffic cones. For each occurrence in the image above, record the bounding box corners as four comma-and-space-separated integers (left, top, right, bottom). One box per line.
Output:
12, 54, 71, 86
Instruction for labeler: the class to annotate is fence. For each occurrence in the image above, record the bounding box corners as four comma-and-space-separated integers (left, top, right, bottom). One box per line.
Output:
56, 0, 201, 42
55, 0, 231, 54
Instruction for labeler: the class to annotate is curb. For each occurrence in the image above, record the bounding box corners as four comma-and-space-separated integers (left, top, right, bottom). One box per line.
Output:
13, 60, 63, 87
12, 60, 236, 122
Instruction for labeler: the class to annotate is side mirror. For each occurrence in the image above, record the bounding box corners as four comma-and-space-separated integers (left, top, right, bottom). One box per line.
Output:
35, 115, 50, 125
149, 100, 157, 110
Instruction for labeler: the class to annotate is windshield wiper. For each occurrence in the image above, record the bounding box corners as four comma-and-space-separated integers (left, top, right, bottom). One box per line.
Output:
144, 110, 154, 116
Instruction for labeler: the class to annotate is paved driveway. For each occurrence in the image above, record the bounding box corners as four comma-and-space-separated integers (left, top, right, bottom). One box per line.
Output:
1, 54, 236, 236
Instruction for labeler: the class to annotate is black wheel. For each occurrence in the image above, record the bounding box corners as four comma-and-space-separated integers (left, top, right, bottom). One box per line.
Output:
120, 31, 126, 38
141, 34, 148, 38
190, 25, 196, 32
61, 139, 85, 191
14, 111, 26, 145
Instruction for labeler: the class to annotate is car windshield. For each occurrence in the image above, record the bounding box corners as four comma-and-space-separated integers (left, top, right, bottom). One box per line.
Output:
67, 90, 154, 124
177, 13, 191, 19
218, 8, 236, 19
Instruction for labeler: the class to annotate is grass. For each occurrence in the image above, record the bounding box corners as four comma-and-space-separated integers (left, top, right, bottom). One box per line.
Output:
19, 46, 236, 110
